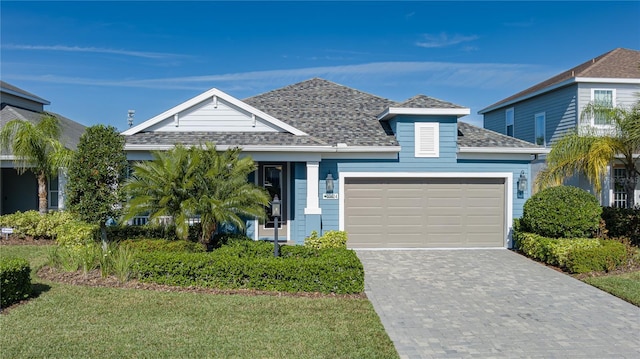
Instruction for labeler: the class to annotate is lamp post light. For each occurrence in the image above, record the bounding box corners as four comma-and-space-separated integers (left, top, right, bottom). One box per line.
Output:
271, 194, 281, 257
517, 170, 528, 199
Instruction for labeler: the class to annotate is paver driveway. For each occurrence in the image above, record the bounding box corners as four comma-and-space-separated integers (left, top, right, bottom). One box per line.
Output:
357, 249, 640, 359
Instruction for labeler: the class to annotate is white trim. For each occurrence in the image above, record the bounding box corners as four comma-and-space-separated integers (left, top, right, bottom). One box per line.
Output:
458, 147, 549, 154
124, 144, 402, 153
121, 88, 308, 136
338, 171, 514, 248
304, 161, 321, 215
575, 77, 640, 85
378, 107, 470, 120
505, 108, 514, 137
534, 112, 546, 146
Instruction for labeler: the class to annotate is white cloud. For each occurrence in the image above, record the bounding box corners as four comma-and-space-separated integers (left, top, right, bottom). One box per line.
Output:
2, 44, 187, 60
416, 33, 479, 48
5, 61, 555, 92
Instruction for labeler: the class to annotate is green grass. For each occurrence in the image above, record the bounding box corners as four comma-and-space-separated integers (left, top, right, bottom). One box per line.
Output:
583, 271, 640, 307
0, 245, 398, 358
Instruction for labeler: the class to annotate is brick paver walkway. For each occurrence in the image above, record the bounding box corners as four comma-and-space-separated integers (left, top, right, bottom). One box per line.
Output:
357, 249, 640, 359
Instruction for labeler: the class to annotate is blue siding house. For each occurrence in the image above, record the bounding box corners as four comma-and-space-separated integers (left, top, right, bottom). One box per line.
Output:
123, 78, 545, 248
479, 48, 640, 207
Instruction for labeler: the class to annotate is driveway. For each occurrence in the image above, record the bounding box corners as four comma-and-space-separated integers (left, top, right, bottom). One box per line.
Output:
357, 249, 640, 359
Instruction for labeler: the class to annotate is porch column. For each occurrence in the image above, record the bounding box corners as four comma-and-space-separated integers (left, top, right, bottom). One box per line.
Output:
304, 161, 322, 235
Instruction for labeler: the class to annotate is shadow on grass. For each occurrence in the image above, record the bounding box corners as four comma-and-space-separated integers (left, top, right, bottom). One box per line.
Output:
31, 282, 52, 299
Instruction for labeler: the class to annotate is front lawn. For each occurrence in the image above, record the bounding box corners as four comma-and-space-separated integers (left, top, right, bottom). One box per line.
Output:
582, 271, 640, 307
0, 245, 398, 358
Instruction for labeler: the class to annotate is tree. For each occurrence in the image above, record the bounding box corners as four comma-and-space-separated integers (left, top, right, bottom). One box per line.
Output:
122, 143, 270, 244
66, 125, 127, 249
0, 114, 73, 214
536, 100, 640, 208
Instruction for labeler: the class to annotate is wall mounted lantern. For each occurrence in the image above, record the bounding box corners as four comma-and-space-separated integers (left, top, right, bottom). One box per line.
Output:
325, 173, 334, 193
271, 194, 281, 257
517, 171, 528, 193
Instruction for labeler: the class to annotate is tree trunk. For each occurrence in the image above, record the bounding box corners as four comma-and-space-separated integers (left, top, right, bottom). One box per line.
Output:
100, 222, 108, 252
37, 171, 48, 215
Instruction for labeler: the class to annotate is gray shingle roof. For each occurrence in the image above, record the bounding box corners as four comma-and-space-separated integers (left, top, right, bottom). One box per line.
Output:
243, 78, 399, 146
457, 121, 542, 148
125, 131, 328, 147
480, 48, 640, 113
0, 105, 86, 151
126, 77, 540, 150
397, 95, 466, 109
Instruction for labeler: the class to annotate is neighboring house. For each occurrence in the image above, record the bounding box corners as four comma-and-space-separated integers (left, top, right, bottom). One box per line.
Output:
0, 81, 86, 214
479, 48, 640, 207
123, 78, 545, 249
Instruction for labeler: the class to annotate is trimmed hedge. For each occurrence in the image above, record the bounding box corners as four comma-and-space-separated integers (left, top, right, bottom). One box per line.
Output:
106, 224, 201, 243
132, 242, 364, 294
515, 230, 628, 274
0, 257, 31, 308
601, 206, 640, 246
565, 240, 628, 274
521, 186, 601, 238
305, 230, 348, 250
121, 239, 205, 253
0, 210, 75, 239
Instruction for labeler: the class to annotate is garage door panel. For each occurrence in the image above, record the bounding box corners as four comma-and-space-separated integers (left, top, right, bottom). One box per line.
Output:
345, 177, 505, 248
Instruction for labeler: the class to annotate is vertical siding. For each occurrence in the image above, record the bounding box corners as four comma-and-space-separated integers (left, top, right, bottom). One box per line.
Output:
482, 85, 578, 146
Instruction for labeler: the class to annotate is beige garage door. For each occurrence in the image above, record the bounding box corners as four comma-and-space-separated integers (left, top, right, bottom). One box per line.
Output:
345, 177, 506, 248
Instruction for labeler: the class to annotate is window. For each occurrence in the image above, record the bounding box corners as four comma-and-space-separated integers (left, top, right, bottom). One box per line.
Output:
505, 108, 514, 137
415, 123, 439, 157
592, 89, 615, 125
534, 112, 546, 146
613, 168, 628, 208
48, 176, 59, 209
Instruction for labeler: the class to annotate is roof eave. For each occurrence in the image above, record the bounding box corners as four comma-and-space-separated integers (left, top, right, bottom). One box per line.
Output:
0, 88, 50, 105
458, 146, 550, 154
378, 107, 470, 121
125, 144, 402, 153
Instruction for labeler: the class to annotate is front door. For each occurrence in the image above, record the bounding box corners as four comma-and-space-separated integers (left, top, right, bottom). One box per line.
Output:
258, 163, 287, 241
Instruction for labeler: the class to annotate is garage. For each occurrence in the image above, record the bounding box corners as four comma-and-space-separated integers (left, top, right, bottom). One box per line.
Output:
344, 177, 506, 248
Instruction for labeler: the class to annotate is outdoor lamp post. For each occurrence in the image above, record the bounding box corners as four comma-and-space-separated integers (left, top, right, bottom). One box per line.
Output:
271, 194, 281, 257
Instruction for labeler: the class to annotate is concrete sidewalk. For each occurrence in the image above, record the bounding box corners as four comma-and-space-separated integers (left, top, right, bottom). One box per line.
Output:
357, 249, 640, 359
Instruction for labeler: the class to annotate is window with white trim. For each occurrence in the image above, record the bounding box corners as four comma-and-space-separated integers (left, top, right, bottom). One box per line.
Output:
591, 89, 615, 125
414, 122, 439, 157
48, 176, 59, 209
613, 168, 627, 208
505, 108, 514, 137
534, 112, 546, 146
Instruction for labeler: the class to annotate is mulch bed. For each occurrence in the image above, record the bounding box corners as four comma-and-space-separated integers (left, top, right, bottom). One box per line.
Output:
0, 235, 55, 246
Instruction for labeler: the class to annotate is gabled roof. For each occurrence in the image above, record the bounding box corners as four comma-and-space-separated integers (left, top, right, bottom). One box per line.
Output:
0, 105, 86, 150
479, 48, 640, 114
122, 87, 308, 136
0, 81, 50, 105
457, 122, 546, 153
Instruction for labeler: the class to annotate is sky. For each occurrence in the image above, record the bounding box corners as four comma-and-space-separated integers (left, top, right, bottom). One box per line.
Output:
1, 1, 639, 131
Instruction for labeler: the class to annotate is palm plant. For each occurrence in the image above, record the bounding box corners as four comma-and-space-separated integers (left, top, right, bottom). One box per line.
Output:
122, 143, 269, 243
535, 100, 640, 207
0, 114, 73, 214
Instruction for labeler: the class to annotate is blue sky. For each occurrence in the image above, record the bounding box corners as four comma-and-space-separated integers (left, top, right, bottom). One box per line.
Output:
2, 1, 639, 131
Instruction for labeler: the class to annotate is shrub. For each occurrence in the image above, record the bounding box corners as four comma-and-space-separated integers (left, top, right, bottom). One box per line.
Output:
521, 186, 601, 238
121, 239, 205, 253
132, 242, 364, 294
210, 232, 252, 249
0, 257, 31, 308
601, 206, 640, 246
0, 210, 75, 239
56, 221, 99, 247
106, 224, 201, 243
304, 230, 348, 250
565, 240, 628, 274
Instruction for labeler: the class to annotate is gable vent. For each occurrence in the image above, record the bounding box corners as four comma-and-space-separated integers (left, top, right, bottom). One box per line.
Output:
415, 122, 439, 157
